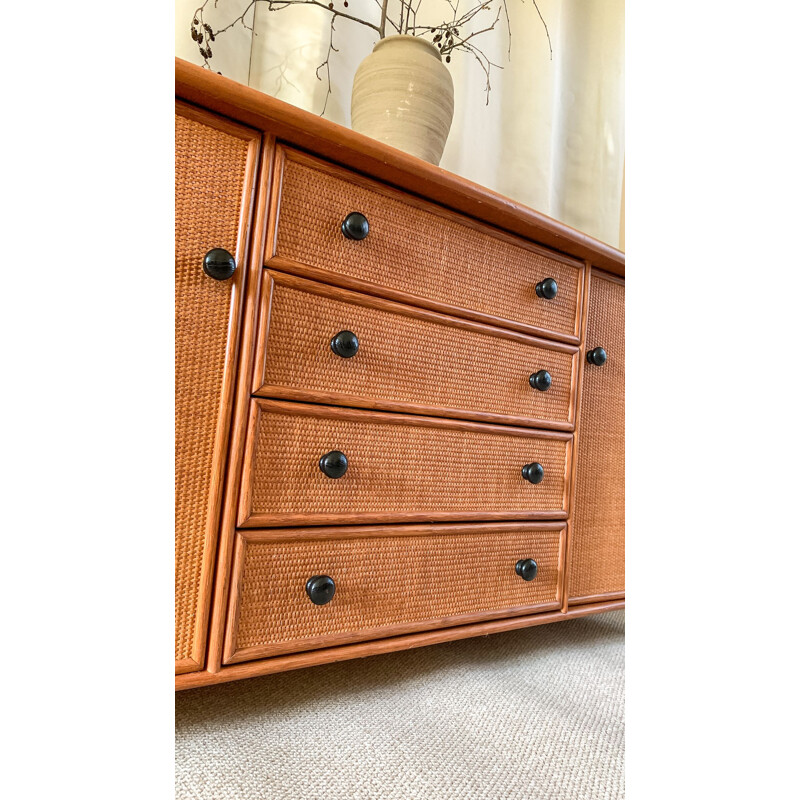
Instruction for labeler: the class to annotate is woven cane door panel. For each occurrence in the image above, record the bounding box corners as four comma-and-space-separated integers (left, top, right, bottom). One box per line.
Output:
239, 400, 571, 527
175, 106, 258, 672
568, 273, 625, 601
225, 526, 565, 662
270, 148, 583, 342
254, 272, 578, 429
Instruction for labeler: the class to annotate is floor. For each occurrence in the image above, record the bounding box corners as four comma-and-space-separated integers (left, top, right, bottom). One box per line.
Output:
176, 610, 624, 799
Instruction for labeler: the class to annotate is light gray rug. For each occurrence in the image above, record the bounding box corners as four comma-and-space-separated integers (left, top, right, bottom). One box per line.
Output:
176, 610, 624, 799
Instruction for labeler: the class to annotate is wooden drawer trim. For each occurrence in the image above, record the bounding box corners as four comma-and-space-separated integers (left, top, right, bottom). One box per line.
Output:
238, 400, 573, 528
253, 271, 579, 430
223, 522, 566, 664
266, 146, 585, 344
569, 591, 625, 607
174, 102, 261, 673
179, 598, 624, 689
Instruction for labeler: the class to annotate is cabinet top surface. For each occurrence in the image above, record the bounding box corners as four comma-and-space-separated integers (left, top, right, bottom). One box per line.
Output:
175, 58, 624, 278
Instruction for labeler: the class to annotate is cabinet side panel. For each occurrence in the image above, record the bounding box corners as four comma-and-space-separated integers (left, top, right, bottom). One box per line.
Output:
175, 107, 257, 670
568, 272, 625, 600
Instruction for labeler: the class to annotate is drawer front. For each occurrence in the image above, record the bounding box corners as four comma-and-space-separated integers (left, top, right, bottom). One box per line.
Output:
175, 104, 259, 672
568, 271, 625, 602
239, 400, 572, 527
254, 272, 579, 430
269, 147, 584, 342
224, 524, 565, 662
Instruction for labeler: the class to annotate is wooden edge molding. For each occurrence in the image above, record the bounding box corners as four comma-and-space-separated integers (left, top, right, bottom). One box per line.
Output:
562, 262, 594, 611
176, 598, 625, 691
204, 138, 277, 673
238, 519, 568, 541
248, 397, 575, 439
569, 591, 625, 607
175, 104, 261, 673
590, 267, 626, 287
227, 601, 564, 664
260, 270, 581, 355
175, 59, 624, 277
175, 656, 201, 675
264, 257, 582, 346
254, 387, 576, 434
240, 510, 569, 528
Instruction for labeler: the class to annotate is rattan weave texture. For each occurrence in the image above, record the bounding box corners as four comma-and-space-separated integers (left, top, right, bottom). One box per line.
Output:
244, 401, 569, 523
272, 150, 582, 338
569, 274, 625, 598
175, 110, 250, 664
258, 274, 576, 426
231, 528, 563, 657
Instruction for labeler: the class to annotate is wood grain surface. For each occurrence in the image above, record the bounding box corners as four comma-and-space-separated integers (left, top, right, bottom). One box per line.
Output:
174, 103, 260, 673
175, 70, 625, 685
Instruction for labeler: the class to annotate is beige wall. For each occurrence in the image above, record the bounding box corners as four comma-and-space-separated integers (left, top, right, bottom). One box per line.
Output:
176, 0, 624, 248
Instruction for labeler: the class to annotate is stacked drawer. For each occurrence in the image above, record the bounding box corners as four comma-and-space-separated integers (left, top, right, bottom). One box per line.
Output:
223, 146, 586, 664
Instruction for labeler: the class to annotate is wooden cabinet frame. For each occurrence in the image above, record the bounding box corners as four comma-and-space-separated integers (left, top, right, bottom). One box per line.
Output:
175, 59, 624, 690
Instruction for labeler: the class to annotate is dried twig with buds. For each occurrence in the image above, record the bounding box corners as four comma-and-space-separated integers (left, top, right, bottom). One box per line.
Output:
191, 0, 551, 111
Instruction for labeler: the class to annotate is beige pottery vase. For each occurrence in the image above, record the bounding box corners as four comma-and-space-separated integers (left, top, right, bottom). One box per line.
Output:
351, 35, 454, 166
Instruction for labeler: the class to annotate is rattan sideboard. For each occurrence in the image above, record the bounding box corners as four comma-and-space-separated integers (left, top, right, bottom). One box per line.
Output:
175, 59, 624, 690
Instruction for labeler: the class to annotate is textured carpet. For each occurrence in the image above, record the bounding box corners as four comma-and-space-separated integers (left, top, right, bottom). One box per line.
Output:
176, 610, 624, 799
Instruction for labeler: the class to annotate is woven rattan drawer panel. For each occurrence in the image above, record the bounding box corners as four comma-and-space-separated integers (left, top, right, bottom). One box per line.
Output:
253, 272, 579, 430
239, 400, 572, 527
568, 272, 624, 602
268, 147, 584, 342
175, 105, 259, 672
224, 523, 565, 662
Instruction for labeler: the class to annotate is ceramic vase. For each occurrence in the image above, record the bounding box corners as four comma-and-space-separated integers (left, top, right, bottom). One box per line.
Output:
351, 35, 454, 166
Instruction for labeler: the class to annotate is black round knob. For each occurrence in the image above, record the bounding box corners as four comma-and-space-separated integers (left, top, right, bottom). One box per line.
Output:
203, 248, 237, 281
330, 330, 360, 358
535, 278, 558, 300
529, 370, 552, 392
586, 347, 608, 366
306, 575, 336, 605
522, 462, 544, 484
341, 212, 369, 241
515, 559, 538, 581
319, 450, 348, 479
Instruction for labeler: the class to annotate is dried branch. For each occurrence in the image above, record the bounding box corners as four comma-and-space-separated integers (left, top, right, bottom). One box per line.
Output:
528, 0, 552, 60
191, 0, 552, 111
502, 0, 511, 58
315, 14, 339, 116
375, 0, 399, 35
193, 0, 379, 51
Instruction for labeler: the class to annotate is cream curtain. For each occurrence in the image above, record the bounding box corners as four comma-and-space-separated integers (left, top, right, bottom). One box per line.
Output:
176, 0, 624, 248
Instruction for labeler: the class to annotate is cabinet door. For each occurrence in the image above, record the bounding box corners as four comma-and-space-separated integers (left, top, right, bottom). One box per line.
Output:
175, 103, 259, 673
568, 271, 624, 602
